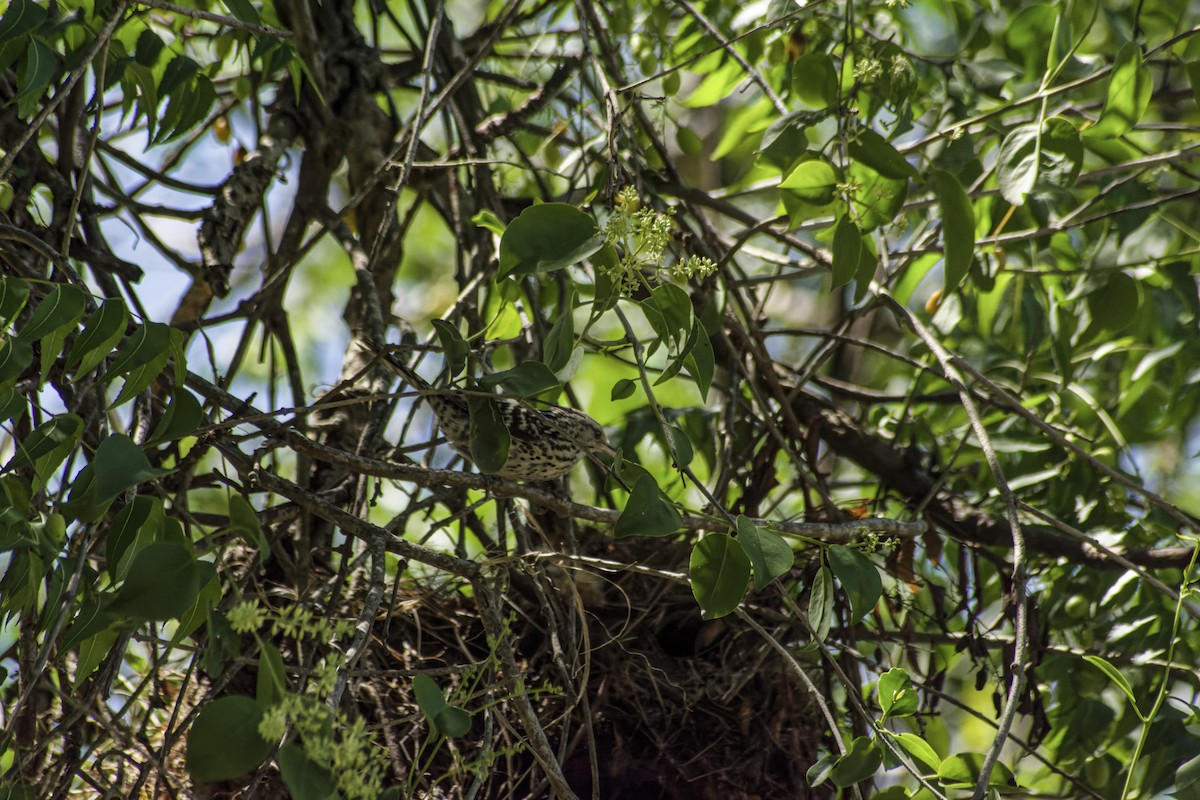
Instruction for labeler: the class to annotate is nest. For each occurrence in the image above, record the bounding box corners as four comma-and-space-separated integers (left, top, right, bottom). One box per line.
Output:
363, 531, 836, 799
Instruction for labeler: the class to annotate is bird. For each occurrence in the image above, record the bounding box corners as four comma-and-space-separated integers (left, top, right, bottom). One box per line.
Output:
362, 339, 615, 481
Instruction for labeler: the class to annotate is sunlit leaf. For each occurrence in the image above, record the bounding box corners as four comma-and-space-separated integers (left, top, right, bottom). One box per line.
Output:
780, 158, 838, 205
498, 203, 603, 277
1088, 43, 1152, 139
931, 170, 974, 292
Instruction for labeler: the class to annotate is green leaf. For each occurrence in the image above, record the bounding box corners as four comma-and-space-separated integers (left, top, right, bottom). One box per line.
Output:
878, 667, 918, 719
614, 474, 682, 538
849, 128, 916, 180
471, 208, 506, 236
158, 54, 200, 97
1083, 655, 1142, 716
413, 672, 449, 717
279, 745, 338, 800
888, 731, 941, 773
15, 38, 55, 119
127, 63, 159, 141
17, 284, 86, 344
780, 159, 838, 205
429, 319, 468, 378
255, 640, 287, 710
790, 53, 838, 109
72, 629, 119, 689
166, 327, 187, 386
736, 516, 794, 590
847, 160, 908, 234
1187, 60, 1200, 110
170, 570, 220, 644
109, 542, 214, 622
498, 203, 603, 277
0, 389, 24, 423
1175, 754, 1200, 799
808, 565, 834, 642
478, 362, 559, 397
227, 494, 267, 558
832, 216, 865, 290
109, 325, 172, 407
689, 533, 751, 619
3, 414, 82, 488
931, 169, 974, 293
134, 29, 165, 67
466, 395, 510, 474
105, 321, 170, 378
996, 118, 1082, 206
93, 434, 169, 505
147, 388, 203, 445
829, 735, 882, 787
647, 283, 694, 344
610, 378, 636, 401
0, 337, 32, 388
0, 277, 31, 329
667, 424, 693, 469
433, 706, 472, 738
543, 297, 576, 373
413, 673, 471, 737
682, 58, 743, 108
67, 298, 129, 376
937, 752, 1017, 788
223, 0, 261, 24
684, 320, 714, 399
1087, 42, 1152, 139
1085, 270, 1141, 336
806, 752, 836, 787
827, 544, 882, 622
0, 0, 48, 44
160, 73, 217, 144
105, 494, 163, 581
62, 464, 106, 522
186, 696, 272, 782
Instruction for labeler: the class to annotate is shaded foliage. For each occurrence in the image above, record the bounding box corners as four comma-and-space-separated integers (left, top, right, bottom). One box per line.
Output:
2, 0, 1200, 798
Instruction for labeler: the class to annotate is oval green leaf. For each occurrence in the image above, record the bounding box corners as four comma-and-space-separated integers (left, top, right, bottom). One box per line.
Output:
614, 474, 682, 538
1088, 42, 1152, 140
736, 516, 794, 590
498, 203, 603, 277
849, 128, 916, 180
93, 434, 169, 504
279, 745, 338, 800
478, 362, 560, 397
832, 216, 864, 290
931, 169, 974, 293
829, 735, 882, 788
108, 542, 211, 621
17, 284, 86, 344
878, 667, 918, 719
780, 158, 838, 205
186, 695, 272, 782
689, 533, 751, 619
809, 565, 834, 642
466, 395, 510, 474
827, 544, 882, 622
0, 277, 31, 329
67, 298, 129, 376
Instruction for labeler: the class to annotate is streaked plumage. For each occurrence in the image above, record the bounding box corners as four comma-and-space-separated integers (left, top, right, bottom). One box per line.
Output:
363, 340, 612, 480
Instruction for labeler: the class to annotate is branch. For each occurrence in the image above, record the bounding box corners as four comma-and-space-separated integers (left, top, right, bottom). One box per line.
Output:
186, 372, 924, 542
132, 0, 294, 38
